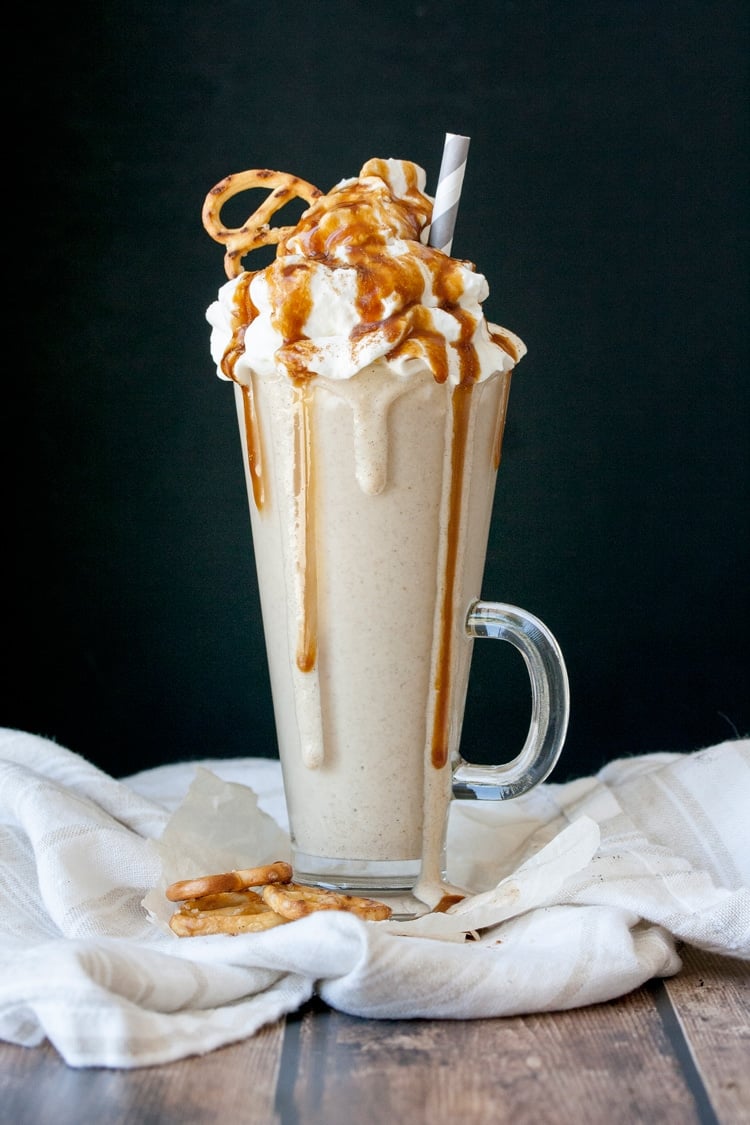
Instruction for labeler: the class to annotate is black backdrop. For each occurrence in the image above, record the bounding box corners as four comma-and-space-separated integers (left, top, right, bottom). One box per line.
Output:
8, 1, 748, 781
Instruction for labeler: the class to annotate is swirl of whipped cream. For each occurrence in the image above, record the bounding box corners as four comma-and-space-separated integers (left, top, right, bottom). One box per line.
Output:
206, 158, 524, 388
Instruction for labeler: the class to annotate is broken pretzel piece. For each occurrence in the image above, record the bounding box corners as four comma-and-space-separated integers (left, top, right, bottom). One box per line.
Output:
165, 863, 392, 936
165, 860, 293, 902
169, 889, 287, 936
262, 882, 392, 922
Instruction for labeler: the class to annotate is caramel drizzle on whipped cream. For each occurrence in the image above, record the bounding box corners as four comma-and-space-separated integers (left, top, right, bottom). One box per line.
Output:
215, 160, 520, 770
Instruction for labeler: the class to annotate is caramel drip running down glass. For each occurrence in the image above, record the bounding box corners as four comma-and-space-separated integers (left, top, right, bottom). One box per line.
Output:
204, 157, 569, 906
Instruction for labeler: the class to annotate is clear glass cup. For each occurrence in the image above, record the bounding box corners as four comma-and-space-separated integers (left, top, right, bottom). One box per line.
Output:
233, 360, 569, 903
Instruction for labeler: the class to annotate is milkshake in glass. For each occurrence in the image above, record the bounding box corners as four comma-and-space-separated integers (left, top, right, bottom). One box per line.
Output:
203, 158, 569, 903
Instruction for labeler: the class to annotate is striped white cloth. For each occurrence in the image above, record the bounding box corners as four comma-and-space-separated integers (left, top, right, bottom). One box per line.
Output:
0, 727, 748, 1068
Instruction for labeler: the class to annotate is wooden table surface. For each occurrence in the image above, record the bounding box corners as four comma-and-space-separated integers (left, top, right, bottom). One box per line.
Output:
1, 945, 747, 1124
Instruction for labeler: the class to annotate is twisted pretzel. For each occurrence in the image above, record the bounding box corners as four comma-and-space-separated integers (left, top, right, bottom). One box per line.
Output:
202, 169, 322, 278
165, 860, 293, 902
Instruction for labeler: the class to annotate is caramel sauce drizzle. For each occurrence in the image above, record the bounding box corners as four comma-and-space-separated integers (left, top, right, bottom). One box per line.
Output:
238, 381, 264, 509
430, 383, 472, 770
430, 308, 481, 771
219, 164, 511, 766
432, 893, 466, 913
491, 371, 512, 471
488, 330, 517, 469
223, 275, 266, 510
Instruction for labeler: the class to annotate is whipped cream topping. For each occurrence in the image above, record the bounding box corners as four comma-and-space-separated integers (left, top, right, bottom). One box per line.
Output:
206, 158, 525, 387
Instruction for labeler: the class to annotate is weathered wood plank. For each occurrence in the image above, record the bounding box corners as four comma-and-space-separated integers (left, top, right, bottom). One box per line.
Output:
0, 1017, 286, 1125
276, 988, 705, 1124
664, 946, 750, 1125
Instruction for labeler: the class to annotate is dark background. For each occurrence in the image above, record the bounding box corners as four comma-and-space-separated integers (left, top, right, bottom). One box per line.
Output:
8, 1, 748, 781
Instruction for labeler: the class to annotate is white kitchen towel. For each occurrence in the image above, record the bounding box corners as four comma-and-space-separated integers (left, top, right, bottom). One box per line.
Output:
0, 727, 748, 1069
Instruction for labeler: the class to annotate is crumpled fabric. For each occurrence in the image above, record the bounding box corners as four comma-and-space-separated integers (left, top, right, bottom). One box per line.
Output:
0, 727, 747, 1068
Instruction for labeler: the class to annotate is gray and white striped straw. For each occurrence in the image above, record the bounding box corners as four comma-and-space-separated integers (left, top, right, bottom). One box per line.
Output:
428, 133, 471, 254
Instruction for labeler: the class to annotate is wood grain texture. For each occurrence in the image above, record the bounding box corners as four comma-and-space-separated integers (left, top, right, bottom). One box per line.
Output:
275, 990, 702, 1125
665, 946, 750, 1125
0, 1018, 286, 1125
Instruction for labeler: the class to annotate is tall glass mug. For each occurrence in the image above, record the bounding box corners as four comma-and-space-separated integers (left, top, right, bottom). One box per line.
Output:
234, 358, 569, 903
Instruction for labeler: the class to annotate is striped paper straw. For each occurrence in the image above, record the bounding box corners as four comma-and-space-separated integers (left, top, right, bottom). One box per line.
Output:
428, 133, 471, 254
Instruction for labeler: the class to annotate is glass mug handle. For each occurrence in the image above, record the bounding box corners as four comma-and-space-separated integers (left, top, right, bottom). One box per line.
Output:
452, 599, 570, 800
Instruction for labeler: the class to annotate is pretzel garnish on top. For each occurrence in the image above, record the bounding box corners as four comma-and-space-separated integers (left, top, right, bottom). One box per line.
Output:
261, 882, 392, 922
165, 860, 293, 902
202, 169, 322, 278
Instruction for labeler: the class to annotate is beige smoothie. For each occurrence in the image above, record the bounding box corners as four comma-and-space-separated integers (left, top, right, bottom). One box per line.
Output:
204, 158, 525, 892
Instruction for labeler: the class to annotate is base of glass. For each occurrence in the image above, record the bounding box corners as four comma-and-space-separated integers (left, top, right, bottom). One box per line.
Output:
291, 850, 421, 893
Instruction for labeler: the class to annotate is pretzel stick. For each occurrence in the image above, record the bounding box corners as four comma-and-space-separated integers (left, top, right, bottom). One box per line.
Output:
202, 169, 322, 277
